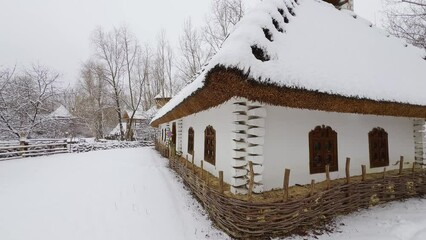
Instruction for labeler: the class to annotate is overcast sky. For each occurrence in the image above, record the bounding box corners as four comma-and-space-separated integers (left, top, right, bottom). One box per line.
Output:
0, 0, 385, 86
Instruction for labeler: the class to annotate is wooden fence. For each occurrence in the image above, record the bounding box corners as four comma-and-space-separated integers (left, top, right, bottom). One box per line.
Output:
155, 141, 426, 239
0, 142, 69, 161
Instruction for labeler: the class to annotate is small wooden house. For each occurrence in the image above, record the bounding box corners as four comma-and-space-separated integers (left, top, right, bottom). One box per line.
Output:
151, 0, 426, 194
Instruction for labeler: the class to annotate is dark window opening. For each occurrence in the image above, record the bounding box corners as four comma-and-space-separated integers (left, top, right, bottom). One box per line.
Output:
204, 125, 216, 166
309, 125, 338, 174
369, 127, 389, 168
251, 45, 270, 62
172, 122, 176, 147
262, 28, 273, 42
272, 18, 284, 33
188, 127, 194, 154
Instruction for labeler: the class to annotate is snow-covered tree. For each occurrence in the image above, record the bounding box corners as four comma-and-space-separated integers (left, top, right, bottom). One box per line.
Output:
203, 0, 245, 54
385, 0, 426, 49
0, 64, 60, 140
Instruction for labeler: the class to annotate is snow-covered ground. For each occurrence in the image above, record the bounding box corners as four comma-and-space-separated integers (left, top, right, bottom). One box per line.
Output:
0, 147, 228, 240
1, 147, 425, 240
288, 198, 426, 240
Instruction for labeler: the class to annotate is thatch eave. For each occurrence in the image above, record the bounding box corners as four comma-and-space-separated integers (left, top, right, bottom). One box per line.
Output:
151, 66, 426, 127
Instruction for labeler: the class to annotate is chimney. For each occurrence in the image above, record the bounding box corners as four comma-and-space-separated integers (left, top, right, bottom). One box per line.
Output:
155, 97, 171, 108
324, 0, 354, 11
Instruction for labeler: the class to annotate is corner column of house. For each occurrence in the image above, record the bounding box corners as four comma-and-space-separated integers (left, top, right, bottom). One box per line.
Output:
246, 102, 265, 193
413, 118, 426, 167
231, 99, 249, 194
230, 98, 265, 194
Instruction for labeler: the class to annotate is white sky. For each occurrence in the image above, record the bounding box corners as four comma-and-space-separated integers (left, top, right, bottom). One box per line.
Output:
0, 0, 385, 86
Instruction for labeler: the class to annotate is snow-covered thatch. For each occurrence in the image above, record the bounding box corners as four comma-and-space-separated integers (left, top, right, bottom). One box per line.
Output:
49, 105, 72, 119
151, 0, 426, 126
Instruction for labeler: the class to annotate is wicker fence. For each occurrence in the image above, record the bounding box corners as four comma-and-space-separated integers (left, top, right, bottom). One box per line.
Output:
156, 142, 426, 239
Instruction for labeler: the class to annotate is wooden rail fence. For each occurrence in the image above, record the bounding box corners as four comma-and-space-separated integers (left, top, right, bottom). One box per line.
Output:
0, 143, 69, 161
155, 141, 426, 239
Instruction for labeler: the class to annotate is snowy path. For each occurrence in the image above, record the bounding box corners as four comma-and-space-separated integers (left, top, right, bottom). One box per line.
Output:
0, 147, 228, 240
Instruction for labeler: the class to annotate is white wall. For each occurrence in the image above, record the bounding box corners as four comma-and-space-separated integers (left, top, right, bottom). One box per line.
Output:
263, 106, 415, 190
179, 100, 235, 184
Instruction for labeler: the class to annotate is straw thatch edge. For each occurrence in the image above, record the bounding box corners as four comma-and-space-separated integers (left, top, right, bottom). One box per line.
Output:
151, 66, 426, 127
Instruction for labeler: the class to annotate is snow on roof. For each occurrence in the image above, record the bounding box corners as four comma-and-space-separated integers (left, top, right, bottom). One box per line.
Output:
124, 107, 158, 120
49, 105, 72, 118
109, 122, 127, 135
152, 0, 426, 124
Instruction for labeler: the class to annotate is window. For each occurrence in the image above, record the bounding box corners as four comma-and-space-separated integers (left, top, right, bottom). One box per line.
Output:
204, 126, 216, 165
309, 125, 338, 174
172, 122, 177, 146
369, 127, 389, 168
188, 127, 194, 154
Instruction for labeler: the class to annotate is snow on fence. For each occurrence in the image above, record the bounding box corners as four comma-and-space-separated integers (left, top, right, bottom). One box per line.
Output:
69, 141, 154, 153
0, 140, 154, 161
156, 141, 426, 239
0, 143, 69, 161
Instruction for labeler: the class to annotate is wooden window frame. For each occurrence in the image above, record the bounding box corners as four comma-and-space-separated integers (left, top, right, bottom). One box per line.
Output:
368, 127, 389, 168
188, 127, 194, 155
309, 125, 338, 174
204, 125, 216, 166
172, 122, 176, 146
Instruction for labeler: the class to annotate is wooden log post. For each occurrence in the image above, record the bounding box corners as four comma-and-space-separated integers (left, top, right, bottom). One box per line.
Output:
192, 154, 195, 174
383, 167, 387, 179
361, 165, 366, 181
399, 156, 404, 175
200, 160, 204, 179
248, 161, 254, 201
219, 171, 224, 194
309, 179, 315, 197
412, 162, 416, 173
283, 169, 290, 202
325, 165, 331, 190
345, 157, 351, 184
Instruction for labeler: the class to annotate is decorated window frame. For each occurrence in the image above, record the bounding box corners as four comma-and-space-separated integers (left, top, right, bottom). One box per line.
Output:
309, 125, 338, 174
188, 127, 194, 154
204, 125, 216, 166
368, 127, 389, 168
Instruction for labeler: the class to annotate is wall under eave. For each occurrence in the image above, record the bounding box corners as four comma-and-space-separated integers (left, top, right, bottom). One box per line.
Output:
176, 100, 235, 184
263, 105, 415, 190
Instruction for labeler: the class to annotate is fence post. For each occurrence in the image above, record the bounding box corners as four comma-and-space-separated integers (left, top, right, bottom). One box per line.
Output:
248, 161, 254, 201
361, 165, 366, 181
309, 179, 315, 197
192, 155, 195, 174
412, 162, 416, 173
346, 157, 351, 184
200, 160, 204, 179
219, 171, 224, 194
325, 165, 331, 190
399, 156, 404, 175
383, 167, 386, 179
283, 169, 290, 202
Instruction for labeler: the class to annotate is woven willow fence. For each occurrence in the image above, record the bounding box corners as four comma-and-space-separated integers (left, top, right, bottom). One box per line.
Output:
155, 142, 426, 239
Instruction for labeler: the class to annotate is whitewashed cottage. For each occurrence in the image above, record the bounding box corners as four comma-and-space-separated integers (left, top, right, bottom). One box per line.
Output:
151, 0, 426, 194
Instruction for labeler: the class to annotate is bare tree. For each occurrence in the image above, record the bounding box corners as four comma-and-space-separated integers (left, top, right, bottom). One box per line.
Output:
73, 60, 109, 139
92, 27, 126, 140
0, 64, 59, 140
384, 0, 426, 49
121, 28, 148, 140
152, 30, 175, 98
203, 0, 245, 54
177, 18, 212, 84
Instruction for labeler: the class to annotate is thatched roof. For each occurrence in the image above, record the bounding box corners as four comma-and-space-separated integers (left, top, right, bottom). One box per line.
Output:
151, 0, 426, 127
